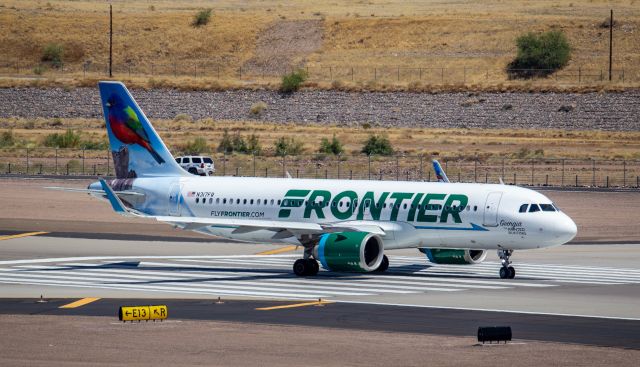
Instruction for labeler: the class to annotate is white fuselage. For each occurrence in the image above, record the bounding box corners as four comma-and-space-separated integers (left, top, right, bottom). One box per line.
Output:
110, 176, 577, 251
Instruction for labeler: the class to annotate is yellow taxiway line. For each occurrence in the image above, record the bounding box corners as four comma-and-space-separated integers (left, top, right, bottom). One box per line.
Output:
0, 231, 49, 241
256, 300, 334, 311
59, 297, 101, 309
256, 245, 298, 255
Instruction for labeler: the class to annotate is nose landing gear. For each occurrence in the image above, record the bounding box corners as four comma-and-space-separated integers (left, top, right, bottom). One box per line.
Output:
498, 249, 516, 279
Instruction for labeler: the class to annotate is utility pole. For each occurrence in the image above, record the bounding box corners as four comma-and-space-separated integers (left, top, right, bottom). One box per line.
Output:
609, 9, 613, 81
109, 2, 113, 78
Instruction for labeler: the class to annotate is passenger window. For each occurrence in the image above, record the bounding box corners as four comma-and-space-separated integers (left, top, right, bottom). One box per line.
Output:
216, 198, 220, 204
540, 204, 556, 212
243, 199, 247, 205
236, 199, 240, 204
209, 198, 213, 204
195, 198, 199, 203
403, 203, 407, 209
250, 199, 254, 205
203, 158, 213, 164
192, 157, 202, 163
519, 204, 528, 213
183, 157, 190, 163
529, 204, 541, 212
277, 200, 281, 205
175, 158, 181, 164
474, 206, 478, 211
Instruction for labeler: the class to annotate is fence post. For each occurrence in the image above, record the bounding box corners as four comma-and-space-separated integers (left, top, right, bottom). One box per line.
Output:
368, 154, 372, 180
561, 159, 565, 186
575, 174, 578, 187
329, 66, 332, 81
296, 169, 299, 178
606, 176, 609, 188
265, 167, 268, 177
419, 68, 422, 81
282, 154, 286, 178
396, 156, 399, 181
337, 154, 341, 179
106, 148, 110, 176
374, 68, 377, 81
379, 169, 382, 180
325, 169, 328, 179
174, 63, 177, 77
623, 160, 627, 186
513, 173, 516, 185
26, 148, 29, 174
419, 155, 423, 181
223, 151, 226, 175
441, 68, 444, 83
55, 148, 58, 174
578, 67, 581, 83
7, 163, 10, 174
351, 67, 354, 81
253, 153, 256, 177
531, 159, 534, 186
474, 159, 477, 183
82, 149, 85, 175
235, 167, 239, 177
501, 158, 505, 181
397, 67, 400, 82
592, 159, 596, 186
350, 170, 353, 180
485, 172, 488, 183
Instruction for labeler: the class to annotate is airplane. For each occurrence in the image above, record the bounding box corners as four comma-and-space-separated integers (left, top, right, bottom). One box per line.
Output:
72, 81, 578, 279
432, 159, 450, 183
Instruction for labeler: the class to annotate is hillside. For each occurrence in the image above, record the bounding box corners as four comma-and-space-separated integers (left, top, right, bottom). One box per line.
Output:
1, 0, 639, 90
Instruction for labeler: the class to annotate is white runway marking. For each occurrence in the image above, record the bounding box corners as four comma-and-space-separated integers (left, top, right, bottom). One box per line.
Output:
2, 255, 639, 300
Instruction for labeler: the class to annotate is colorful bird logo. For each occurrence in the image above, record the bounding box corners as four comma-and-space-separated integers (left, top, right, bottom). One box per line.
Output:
105, 94, 165, 164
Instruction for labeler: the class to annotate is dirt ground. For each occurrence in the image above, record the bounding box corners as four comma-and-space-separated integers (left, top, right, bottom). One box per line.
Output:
0, 177, 639, 242
0, 314, 637, 367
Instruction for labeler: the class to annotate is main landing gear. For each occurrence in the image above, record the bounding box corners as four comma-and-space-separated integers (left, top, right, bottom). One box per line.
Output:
293, 246, 319, 276
374, 255, 389, 273
498, 249, 516, 279
293, 258, 319, 276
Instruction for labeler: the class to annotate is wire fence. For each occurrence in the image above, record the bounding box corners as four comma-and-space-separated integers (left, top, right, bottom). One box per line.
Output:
2, 148, 639, 188
0, 60, 637, 85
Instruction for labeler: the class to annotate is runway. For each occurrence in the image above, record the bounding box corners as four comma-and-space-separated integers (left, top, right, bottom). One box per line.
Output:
1, 232, 640, 350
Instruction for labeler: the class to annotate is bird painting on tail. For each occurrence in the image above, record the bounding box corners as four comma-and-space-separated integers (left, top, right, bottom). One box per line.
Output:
105, 94, 165, 164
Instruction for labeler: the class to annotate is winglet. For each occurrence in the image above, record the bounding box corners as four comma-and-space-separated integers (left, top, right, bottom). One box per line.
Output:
432, 159, 450, 183
99, 179, 130, 215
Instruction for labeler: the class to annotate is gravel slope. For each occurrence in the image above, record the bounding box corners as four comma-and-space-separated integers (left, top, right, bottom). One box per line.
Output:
1, 87, 639, 130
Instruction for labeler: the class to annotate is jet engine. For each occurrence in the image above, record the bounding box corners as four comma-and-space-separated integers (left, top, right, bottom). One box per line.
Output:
314, 232, 384, 272
419, 248, 487, 265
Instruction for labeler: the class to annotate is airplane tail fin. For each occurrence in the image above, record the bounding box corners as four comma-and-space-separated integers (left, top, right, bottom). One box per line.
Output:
98, 81, 186, 178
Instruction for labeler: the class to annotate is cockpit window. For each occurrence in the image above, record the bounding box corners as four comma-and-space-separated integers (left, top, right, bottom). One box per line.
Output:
529, 204, 540, 212
552, 203, 561, 211
540, 204, 556, 212
518, 204, 528, 213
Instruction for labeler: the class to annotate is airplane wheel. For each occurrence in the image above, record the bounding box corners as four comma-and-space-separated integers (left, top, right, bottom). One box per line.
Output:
499, 267, 508, 279
508, 266, 516, 279
375, 255, 389, 273
306, 259, 319, 276
293, 259, 308, 276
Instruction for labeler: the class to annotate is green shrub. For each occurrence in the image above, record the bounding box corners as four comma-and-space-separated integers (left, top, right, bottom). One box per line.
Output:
217, 129, 261, 154
43, 129, 81, 148
33, 65, 45, 75
80, 139, 108, 150
508, 30, 571, 78
274, 136, 304, 156
361, 134, 394, 156
192, 9, 212, 27
183, 137, 210, 155
280, 69, 308, 93
246, 133, 262, 155
319, 134, 343, 155
0, 130, 15, 148
41, 43, 64, 68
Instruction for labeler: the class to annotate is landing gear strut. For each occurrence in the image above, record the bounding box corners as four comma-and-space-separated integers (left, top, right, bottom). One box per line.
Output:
498, 249, 516, 279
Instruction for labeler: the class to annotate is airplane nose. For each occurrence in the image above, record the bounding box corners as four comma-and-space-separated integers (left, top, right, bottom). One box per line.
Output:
554, 214, 577, 244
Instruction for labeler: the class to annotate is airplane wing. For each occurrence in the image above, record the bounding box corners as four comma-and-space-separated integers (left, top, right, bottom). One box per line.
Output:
46, 186, 145, 199
432, 159, 450, 183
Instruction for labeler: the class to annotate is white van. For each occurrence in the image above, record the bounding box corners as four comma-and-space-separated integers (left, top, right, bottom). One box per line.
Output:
175, 155, 215, 176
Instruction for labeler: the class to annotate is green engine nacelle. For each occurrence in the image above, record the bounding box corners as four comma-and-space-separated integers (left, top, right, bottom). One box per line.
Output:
314, 232, 384, 272
419, 248, 487, 265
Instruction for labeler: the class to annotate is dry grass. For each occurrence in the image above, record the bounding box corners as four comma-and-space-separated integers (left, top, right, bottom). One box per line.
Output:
2, 117, 640, 160
0, 0, 639, 91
